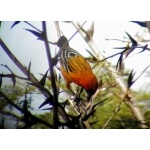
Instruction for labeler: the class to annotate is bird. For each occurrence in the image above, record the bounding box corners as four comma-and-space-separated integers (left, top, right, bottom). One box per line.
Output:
57, 36, 98, 102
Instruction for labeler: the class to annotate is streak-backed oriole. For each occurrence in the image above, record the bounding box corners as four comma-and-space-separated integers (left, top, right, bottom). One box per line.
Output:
57, 36, 98, 101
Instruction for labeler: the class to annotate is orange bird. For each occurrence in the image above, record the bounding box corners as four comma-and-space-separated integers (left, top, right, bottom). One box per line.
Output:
57, 36, 98, 101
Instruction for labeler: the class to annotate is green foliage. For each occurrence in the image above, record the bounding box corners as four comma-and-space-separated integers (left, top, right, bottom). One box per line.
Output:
1, 21, 150, 129
30, 112, 53, 129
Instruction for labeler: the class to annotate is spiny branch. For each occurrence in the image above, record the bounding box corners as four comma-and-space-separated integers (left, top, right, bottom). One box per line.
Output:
103, 89, 129, 129
72, 21, 148, 129
0, 90, 53, 128
42, 21, 58, 129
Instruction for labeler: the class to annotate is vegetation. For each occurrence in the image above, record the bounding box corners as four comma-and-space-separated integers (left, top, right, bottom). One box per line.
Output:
0, 21, 150, 129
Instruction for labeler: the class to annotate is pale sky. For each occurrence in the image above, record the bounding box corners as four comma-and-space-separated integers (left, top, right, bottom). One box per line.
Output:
0, 21, 150, 91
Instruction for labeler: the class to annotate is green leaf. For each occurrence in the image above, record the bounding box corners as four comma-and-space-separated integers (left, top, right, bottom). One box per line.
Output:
92, 98, 109, 110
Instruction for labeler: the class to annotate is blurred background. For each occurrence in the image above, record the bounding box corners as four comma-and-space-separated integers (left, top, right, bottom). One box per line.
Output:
1, 21, 150, 128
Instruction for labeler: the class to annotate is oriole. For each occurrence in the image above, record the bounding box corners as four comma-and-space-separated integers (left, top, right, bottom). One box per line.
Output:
57, 36, 98, 101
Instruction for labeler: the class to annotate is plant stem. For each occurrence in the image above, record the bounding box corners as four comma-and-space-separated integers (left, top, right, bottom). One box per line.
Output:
72, 21, 148, 128
42, 21, 58, 129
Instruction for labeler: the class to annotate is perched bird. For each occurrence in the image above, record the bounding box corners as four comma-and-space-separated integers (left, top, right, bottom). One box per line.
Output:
57, 36, 98, 101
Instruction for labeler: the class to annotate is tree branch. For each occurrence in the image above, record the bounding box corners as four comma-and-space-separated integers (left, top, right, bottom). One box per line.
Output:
72, 21, 148, 129
0, 90, 53, 128
0, 34, 71, 127
42, 21, 58, 128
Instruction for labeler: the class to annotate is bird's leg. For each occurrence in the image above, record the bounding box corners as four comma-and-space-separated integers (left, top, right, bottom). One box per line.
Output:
68, 86, 87, 115
68, 87, 81, 103
72, 86, 84, 104
72, 95, 88, 116
68, 89, 81, 107
78, 87, 84, 97
78, 87, 89, 114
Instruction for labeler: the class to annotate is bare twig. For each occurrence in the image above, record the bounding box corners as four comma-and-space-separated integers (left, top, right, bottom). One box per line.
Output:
105, 38, 129, 43
0, 38, 38, 83
55, 21, 95, 129
1, 64, 28, 80
103, 89, 129, 129
92, 50, 124, 69
133, 64, 150, 85
72, 21, 148, 128
103, 64, 150, 128
54, 21, 61, 38
0, 90, 53, 128
146, 21, 150, 33
24, 21, 41, 32
0, 34, 71, 126
42, 21, 59, 128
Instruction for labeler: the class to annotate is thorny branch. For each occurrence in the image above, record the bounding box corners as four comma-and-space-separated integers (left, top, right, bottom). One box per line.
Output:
0, 90, 53, 128
1, 21, 150, 129
103, 89, 129, 129
72, 21, 148, 128
102, 63, 150, 128
0, 31, 71, 128
42, 21, 58, 128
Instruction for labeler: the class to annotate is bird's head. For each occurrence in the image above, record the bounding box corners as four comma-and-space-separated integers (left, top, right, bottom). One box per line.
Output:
57, 36, 69, 49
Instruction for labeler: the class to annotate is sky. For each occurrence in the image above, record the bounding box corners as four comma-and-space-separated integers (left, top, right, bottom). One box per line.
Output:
0, 21, 150, 91
0, 0, 149, 149
1, 21, 150, 128
0, 1, 150, 147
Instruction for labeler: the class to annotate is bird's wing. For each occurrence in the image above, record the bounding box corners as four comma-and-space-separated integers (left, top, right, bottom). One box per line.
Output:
61, 48, 91, 73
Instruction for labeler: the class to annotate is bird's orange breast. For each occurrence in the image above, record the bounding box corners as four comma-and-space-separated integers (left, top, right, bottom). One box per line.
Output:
60, 55, 98, 91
